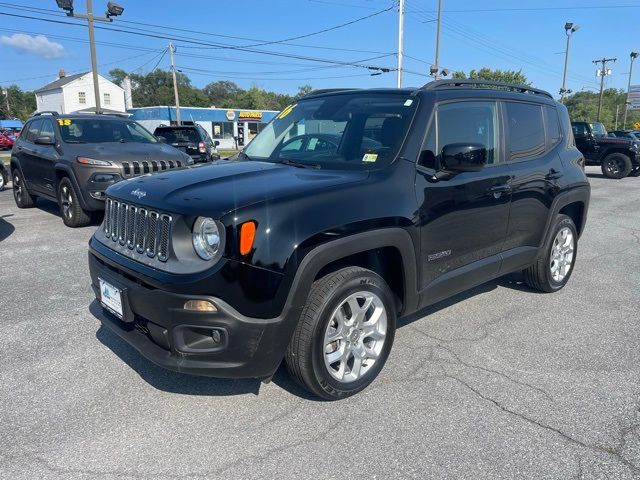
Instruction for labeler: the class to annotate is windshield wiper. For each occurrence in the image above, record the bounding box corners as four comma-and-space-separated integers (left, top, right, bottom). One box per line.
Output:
276, 159, 321, 169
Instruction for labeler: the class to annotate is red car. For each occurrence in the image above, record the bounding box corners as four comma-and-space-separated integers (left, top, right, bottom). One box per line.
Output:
0, 133, 13, 150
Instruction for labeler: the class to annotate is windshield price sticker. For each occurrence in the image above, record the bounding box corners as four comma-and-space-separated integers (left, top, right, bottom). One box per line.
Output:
277, 104, 297, 120
362, 153, 378, 163
57, 119, 72, 126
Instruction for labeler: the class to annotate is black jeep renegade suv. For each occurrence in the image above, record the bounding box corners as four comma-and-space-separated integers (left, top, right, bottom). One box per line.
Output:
10, 112, 192, 227
88, 80, 590, 400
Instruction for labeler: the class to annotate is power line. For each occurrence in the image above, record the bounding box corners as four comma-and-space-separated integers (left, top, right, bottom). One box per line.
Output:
0, 12, 396, 73
406, 5, 640, 13
0, 2, 393, 56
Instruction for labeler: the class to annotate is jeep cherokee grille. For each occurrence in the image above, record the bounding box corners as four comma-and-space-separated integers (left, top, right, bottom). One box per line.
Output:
103, 198, 172, 262
121, 159, 182, 178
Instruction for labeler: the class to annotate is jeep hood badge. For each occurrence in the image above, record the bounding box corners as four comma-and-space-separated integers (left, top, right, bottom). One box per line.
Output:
130, 188, 147, 199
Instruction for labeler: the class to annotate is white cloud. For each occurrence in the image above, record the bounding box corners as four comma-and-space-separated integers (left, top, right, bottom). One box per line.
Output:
0, 33, 65, 59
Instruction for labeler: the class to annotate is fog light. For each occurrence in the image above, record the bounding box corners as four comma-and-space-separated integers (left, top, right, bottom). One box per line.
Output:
184, 299, 217, 312
211, 330, 221, 343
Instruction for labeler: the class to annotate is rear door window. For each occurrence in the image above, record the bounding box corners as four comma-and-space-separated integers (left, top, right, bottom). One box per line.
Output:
505, 102, 545, 161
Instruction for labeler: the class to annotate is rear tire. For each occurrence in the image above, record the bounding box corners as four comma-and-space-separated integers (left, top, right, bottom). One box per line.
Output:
523, 214, 577, 293
601, 153, 632, 179
0, 171, 5, 191
58, 177, 91, 228
286, 267, 396, 400
12, 168, 36, 208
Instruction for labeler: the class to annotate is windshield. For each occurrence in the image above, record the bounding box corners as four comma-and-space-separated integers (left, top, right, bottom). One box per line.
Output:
589, 122, 608, 137
155, 128, 200, 144
243, 93, 417, 170
58, 118, 157, 144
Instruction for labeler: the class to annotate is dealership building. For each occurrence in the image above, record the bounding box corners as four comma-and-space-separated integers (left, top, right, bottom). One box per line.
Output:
128, 106, 280, 149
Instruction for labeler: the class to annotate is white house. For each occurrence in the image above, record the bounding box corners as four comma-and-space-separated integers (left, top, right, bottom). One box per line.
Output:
34, 70, 126, 114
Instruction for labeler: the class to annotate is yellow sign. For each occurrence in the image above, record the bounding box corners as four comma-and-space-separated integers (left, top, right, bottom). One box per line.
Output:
633, 121, 640, 130
57, 119, 71, 126
238, 111, 263, 122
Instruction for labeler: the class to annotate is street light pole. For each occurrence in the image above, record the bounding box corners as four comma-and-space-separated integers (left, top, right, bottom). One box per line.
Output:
396, 0, 404, 88
55, 1, 124, 114
593, 57, 616, 122
169, 42, 181, 125
86, 0, 101, 114
432, 0, 443, 80
560, 22, 580, 103
623, 51, 639, 130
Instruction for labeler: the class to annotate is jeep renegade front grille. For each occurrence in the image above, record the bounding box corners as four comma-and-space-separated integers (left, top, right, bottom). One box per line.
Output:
121, 159, 182, 178
103, 198, 172, 262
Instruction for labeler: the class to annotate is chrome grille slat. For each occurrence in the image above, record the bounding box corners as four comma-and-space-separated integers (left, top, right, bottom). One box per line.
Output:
120, 159, 181, 178
102, 197, 171, 263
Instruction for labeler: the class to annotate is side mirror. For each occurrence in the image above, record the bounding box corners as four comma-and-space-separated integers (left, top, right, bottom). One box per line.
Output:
214, 140, 220, 147
156, 135, 167, 143
34, 135, 55, 146
441, 143, 487, 172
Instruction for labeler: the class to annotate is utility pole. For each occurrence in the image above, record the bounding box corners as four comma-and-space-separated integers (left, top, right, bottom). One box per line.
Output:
169, 42, 181, 124
593, 57, 616, 122
433, 0, 443, 80
397, 0, 404, 88
56, 1, 125, 114
560, 22, 580, 103
2, 88, 9, 117
615, 104, 620, 130
623, 51, 639, 129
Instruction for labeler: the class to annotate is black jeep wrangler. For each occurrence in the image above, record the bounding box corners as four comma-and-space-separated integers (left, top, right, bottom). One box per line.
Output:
88, 80, 590, 400
571, 121, 640, 179
10, 112, 192, 227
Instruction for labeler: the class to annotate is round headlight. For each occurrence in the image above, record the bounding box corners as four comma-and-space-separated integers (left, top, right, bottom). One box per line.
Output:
192, 217, 222, 260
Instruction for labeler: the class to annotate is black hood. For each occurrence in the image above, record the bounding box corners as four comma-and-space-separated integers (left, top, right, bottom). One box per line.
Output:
106, 160, 368, 218
66, 142, 190, 164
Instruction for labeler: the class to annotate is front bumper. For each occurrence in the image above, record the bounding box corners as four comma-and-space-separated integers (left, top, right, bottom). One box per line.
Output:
88, 250, 300, 379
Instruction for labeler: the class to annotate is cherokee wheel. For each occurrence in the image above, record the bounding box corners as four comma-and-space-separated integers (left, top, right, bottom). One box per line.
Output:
58, 177, 91, 228
12, 168, 36, 208
601, 153, 632, 179
286, 267, 396, 400
523, 214, 578, 292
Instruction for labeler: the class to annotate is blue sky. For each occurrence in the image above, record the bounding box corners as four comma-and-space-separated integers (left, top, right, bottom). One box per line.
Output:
0, 1, 638, 98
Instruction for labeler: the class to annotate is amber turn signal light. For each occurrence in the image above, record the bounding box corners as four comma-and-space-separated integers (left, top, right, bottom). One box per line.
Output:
239, 221, 256, 255
184, 299, 218, 312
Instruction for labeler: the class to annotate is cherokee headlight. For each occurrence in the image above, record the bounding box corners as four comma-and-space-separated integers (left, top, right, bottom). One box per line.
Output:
631, 142, 639, 151
192, 217, 223, 260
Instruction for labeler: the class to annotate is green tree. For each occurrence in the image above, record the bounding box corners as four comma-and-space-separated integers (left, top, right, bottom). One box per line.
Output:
564, 88, 640, 130
0, 85, 37, 120
202, 80, 242, 108
452, 68, 530, 86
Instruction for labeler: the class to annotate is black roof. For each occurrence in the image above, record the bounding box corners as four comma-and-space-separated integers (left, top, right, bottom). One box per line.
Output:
34, 72, 89, 94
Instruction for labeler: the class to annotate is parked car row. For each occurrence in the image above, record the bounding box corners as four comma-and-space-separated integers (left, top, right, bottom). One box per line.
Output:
3, 79, 615, 399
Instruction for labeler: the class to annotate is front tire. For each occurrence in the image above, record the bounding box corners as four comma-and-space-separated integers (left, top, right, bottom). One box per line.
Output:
523, 214, 577, 293
12, 168, 36, 208
58, 177, 91, 228
286, 267, 396, 400
601, 153, 632, 179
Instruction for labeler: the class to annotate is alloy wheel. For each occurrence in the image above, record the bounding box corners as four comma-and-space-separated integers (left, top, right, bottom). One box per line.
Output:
323, 291, 387, 383
13, 172, 22, 202
61, 185, 73, 219
550, 227, 574, 282
606, 158, 624, 176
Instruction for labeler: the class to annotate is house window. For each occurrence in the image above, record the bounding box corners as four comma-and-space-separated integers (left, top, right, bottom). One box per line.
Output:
103, 93, 111, 105
78, 92, 86, 104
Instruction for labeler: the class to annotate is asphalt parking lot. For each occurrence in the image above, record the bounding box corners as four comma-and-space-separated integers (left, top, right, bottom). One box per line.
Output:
1, 166, 639, 479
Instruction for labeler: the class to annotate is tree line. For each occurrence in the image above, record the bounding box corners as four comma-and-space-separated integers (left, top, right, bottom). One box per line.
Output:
2, 67, 639, 130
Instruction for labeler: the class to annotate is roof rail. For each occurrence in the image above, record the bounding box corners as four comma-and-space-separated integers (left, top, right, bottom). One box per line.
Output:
32, 111, 60, 117
419, 79, 553, 99
302, 88, 359, 98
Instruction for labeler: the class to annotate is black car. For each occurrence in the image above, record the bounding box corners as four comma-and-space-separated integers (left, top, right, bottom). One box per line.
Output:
153, 125, 220, 163
0, 161, 8, 191
89, 80, 590, 400
609, 130, 640, 142
571, 121, 640, 178
10, 112, 193, 227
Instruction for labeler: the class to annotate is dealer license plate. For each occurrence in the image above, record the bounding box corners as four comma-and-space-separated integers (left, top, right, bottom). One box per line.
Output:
99, 278, 123, 319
